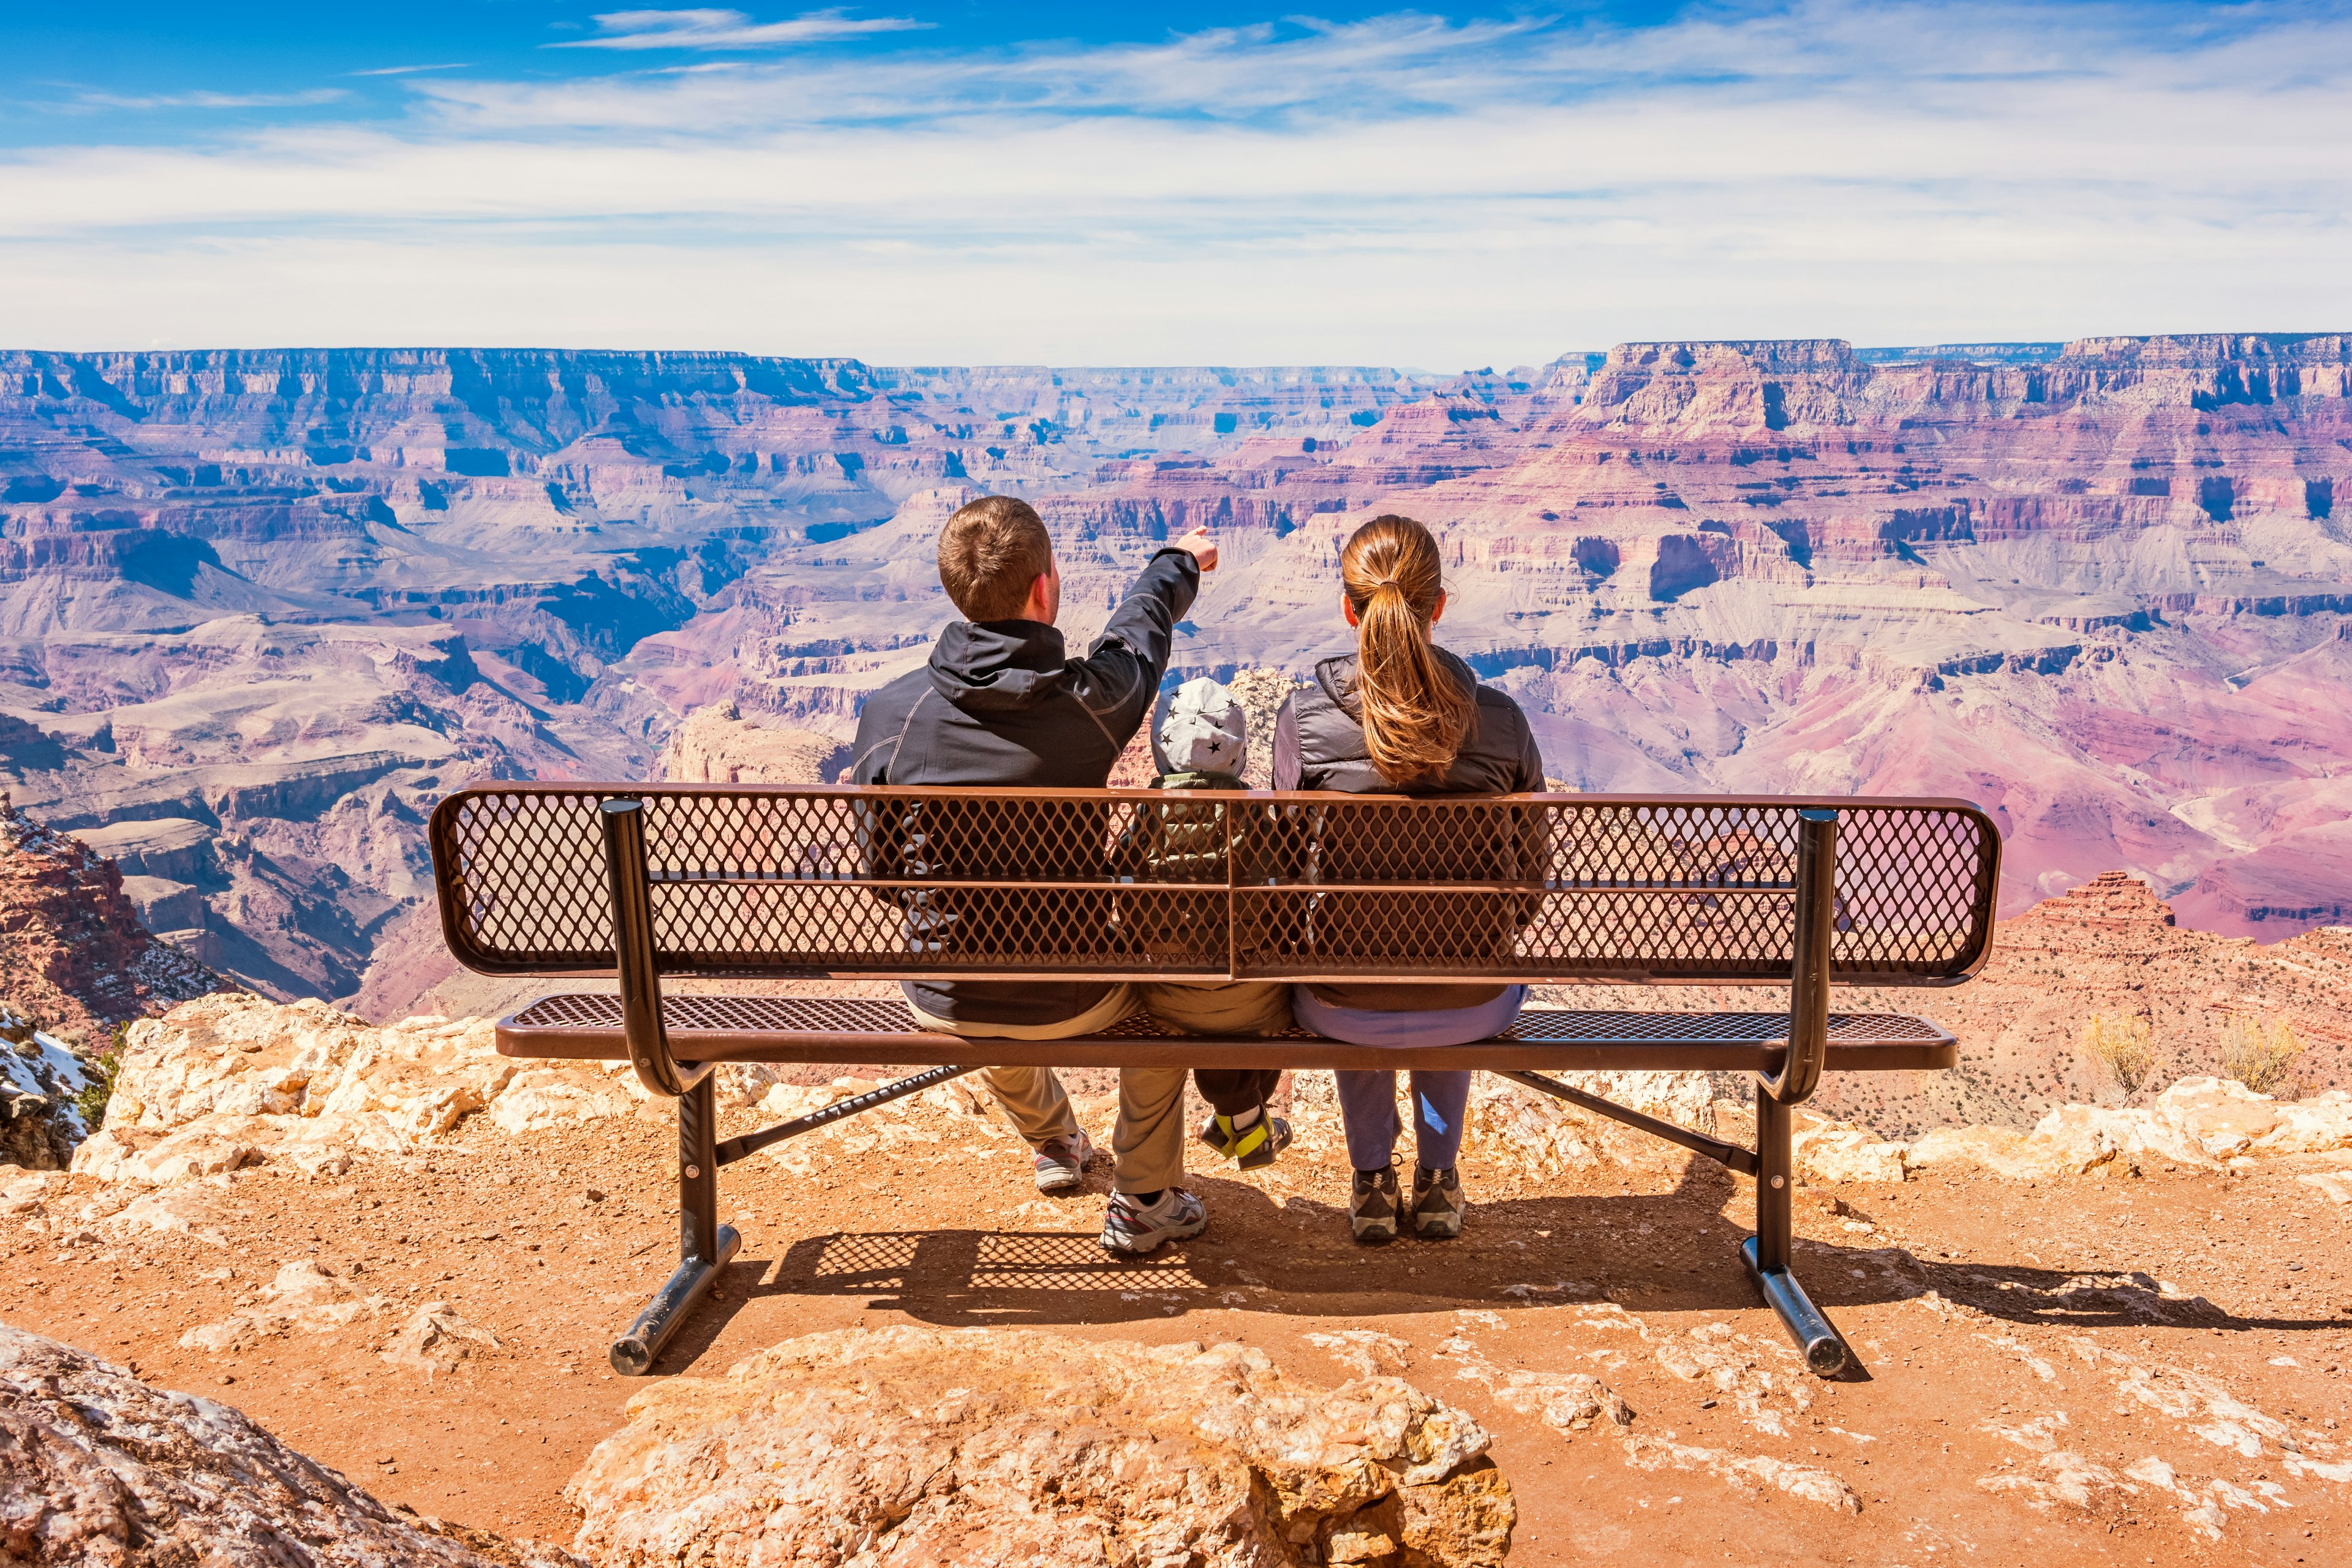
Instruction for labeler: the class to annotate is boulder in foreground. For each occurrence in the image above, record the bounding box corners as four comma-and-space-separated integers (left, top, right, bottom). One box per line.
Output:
567, 1324, 1515, 1568
67, 993, 648, 1185
0, 1323, 579, 1567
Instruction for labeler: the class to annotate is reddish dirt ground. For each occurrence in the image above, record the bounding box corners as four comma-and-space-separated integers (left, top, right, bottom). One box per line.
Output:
7, 1072, 2350, 1566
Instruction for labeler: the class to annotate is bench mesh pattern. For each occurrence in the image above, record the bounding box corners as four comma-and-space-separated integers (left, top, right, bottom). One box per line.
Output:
431, 787, 1997, 987
504, 993, 1951, 1046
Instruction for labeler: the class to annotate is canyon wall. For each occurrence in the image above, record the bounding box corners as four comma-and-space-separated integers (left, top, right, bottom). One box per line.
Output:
0, 339, 2346, 1012
692, 334, 2352, 941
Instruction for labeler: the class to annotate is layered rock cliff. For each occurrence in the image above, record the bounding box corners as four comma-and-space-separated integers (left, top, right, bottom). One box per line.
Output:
0, 350, 1450, 1008
682, 333, 2352, 940
0, 796, 216, 1042
2, 337, 2348, 1012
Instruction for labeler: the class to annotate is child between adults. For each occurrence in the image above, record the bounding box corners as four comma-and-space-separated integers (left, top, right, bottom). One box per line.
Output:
850, 496, 1219, 1254
1126, 677, 1294, 1170
1270, 515, 1546, 1243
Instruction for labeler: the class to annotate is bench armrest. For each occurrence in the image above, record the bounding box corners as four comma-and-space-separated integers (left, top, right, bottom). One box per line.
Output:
603, 798, 715, 1098
1758, 807, 1834, 1106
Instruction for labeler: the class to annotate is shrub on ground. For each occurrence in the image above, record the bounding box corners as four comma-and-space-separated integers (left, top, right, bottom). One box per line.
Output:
2080, 1013, 2157, 1098
2218, 1014, 2305, 1097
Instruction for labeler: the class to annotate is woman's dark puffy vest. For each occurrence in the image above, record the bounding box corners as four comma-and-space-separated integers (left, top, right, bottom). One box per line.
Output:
1276, 647, 1547, 1011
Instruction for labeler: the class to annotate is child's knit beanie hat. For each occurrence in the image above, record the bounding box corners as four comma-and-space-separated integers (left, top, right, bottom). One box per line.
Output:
1153, 676, 1248, 777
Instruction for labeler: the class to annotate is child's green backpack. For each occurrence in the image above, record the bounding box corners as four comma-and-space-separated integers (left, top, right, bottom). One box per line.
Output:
1118, 769, 1246, 959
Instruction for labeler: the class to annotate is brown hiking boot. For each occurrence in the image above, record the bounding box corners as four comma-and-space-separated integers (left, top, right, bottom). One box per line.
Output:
1411, 1165, 1464, 1240
1351, 1167, 1401, 1244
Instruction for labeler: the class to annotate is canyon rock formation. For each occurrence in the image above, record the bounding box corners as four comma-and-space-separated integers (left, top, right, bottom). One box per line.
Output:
1, 337, 2347, 1016
654, 698, 845, 786
0, 797, 215, 1044
0, 797, 217, 1169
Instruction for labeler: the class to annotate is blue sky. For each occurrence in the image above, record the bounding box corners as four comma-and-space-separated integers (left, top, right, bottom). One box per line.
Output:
4, 2, 2348, 364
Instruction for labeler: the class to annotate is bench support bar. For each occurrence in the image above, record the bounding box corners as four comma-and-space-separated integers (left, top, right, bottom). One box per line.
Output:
1744, 1232, 1845, 1376
1747, 1076, 1847, 1374
608, 1059, 986, 1373
1491, 1068, 1760, 1177
611, 1075, 741, 1376
715, 1064, 979, 1167
611, 1227, 741, 1376
602, 798, 714, 1100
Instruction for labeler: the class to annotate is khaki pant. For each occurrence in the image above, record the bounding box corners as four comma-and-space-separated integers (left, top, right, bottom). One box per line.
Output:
1140, 980, 1292, 1125
905, 984, 1189, 1194
1137, 980, 1294, 1038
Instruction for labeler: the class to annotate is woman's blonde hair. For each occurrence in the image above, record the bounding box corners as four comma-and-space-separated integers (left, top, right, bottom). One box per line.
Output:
1341, 515, 1474, 784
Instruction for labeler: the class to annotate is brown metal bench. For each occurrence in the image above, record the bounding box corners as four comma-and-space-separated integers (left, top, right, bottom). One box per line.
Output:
428, 785, 1999, 1378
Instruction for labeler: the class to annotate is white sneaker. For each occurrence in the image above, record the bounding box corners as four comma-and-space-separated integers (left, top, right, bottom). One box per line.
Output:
1098, 1188, 1207, 1254
1032, 1131, 1095, 1194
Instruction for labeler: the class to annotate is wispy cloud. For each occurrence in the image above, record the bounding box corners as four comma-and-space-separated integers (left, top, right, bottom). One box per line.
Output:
550, 7, 926, 52
4, 3, 2349, 362
76, 88, 348, 111
451, 15, 1593, 128
349, 64, 470, 78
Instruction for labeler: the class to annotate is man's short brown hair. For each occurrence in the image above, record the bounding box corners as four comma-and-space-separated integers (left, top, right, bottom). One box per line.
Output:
937, 494, 1054, 622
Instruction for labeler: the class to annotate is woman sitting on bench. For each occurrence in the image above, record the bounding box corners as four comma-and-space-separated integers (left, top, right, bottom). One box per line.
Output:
1271, 514, 1547, 1244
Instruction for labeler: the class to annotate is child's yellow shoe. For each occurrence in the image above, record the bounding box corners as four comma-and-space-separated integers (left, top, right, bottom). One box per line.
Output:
1196, 1110, 1291, 1169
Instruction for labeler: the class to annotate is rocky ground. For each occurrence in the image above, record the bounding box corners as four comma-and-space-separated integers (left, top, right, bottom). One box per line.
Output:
4, 995, 2350, 1564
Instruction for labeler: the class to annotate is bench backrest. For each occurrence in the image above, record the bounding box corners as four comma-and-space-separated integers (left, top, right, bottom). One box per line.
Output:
429, 785, 2000, 988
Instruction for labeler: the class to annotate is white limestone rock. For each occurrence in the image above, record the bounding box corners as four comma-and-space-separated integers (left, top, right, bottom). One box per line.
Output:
0, 1322, 584, 1567
1907, 1078, 2352, 1180
380, 1302, 503, 1375
566, 1324, 1514, 1568
71, 995, 646, 1185
1791, 1115, 1910, 1185
178, 1259, 394, 1354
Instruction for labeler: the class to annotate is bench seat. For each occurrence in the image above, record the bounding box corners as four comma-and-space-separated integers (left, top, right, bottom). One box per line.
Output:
498, 993, 1956, 1074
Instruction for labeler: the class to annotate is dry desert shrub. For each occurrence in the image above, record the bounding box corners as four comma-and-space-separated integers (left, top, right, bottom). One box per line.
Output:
2081, 1013, 2157, 1097
2218, 1014, 2307, 1096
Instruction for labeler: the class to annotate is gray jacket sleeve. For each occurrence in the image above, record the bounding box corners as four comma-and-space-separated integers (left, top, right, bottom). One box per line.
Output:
1271, 698, 1303, 790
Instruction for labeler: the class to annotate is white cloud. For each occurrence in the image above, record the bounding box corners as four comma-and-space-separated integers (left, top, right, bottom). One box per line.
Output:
73, 88, 348, 111
349, 64, 471, 78
551, 7, 926, 52
4, 2, 2348, 361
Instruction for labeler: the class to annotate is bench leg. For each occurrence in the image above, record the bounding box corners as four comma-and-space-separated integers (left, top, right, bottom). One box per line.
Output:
1743, 1086, 1847, 1376
611, 1075, 741, 1376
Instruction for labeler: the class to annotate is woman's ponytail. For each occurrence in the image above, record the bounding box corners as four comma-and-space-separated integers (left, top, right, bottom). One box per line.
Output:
1341, 516, 1473, 785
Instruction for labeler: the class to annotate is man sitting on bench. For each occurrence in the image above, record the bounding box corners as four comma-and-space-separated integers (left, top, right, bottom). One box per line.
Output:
850, 494, 1219, 1253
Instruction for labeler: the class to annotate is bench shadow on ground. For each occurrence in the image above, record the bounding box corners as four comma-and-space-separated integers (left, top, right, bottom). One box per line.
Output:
652, 1157, 2344, 1370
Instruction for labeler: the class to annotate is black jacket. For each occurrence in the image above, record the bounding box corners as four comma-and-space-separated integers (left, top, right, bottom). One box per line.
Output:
851, 547, 1200, 1027
1272, 646, 1546, 1011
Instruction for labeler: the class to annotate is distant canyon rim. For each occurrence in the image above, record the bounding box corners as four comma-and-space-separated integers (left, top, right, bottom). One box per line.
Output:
0, 334, 2346, 1020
